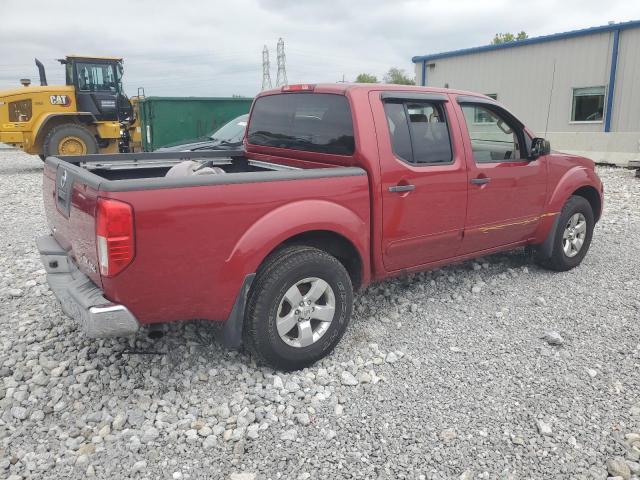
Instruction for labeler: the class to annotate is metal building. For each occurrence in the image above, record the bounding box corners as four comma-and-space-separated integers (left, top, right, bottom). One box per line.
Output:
412, 20, 640, 166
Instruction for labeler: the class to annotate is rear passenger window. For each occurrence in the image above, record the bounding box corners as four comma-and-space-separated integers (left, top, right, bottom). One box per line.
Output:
247, 93, 355, 155
383, 100, 452, 165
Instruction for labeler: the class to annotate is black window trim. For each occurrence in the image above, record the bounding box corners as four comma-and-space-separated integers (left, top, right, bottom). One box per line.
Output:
380, 92, 449, 102
457, 98, 533, 161
382, 96, 455, 168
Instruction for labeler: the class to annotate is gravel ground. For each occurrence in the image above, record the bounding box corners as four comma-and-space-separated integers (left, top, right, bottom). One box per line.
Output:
0, 149, 639, 480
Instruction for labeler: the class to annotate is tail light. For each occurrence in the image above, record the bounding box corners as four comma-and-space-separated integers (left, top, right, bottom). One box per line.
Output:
96, 198, 134, 277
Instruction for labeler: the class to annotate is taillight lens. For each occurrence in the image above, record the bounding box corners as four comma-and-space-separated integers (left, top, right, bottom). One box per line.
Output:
96, 198, 134, 277
281, 84, 315, 92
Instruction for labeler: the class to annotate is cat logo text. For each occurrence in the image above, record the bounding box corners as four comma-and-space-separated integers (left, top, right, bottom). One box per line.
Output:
50, 95, 71, 107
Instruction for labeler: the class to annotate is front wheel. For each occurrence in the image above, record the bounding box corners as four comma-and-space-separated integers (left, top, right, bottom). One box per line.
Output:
535, 195, 595, 271
243, 246, 353, 371
43, 124, 98, 157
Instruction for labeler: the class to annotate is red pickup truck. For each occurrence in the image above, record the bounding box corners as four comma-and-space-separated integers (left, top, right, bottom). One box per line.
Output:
38, 83, 603, 370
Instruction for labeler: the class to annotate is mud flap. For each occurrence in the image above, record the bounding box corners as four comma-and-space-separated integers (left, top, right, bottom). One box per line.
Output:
220, 273, 255, 348
537, 215, 561, 259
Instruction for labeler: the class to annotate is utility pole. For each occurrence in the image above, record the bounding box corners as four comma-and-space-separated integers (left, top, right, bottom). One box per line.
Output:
262, 45, 272, 91
276, 38, 288, 87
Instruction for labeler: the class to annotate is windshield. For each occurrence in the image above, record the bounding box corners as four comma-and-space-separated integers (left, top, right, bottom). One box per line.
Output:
75, 62, 120, 93
210, 114, 248, 142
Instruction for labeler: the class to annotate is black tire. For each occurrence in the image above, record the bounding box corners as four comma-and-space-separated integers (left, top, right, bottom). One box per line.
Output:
43, 124, 98, 157
535, 195, 594, 271
244, 246, 353, 371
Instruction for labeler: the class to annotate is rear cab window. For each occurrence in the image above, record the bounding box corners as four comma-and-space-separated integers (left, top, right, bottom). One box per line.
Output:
247, 93, 355, 155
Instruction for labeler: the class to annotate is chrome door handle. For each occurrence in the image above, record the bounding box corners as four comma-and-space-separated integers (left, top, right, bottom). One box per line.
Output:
389, 184, 415, 193
470, 177, 491, 185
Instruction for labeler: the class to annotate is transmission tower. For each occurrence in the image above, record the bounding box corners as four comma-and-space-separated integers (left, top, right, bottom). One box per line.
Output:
276, 38, 288, 87
262, 45, 272, 90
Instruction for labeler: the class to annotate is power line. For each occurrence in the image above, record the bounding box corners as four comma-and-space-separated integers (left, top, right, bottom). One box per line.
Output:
261, 45, 272, 91
276, 38, 288, 87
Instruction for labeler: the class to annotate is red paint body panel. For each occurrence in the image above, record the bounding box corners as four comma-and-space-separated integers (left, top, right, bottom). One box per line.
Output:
42, 84, 604, 327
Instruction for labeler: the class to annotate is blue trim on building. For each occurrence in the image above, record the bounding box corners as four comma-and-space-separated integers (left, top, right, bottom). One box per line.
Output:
421, 60, 426, 86
604, 29, 620, 132
412, 19, 640, 63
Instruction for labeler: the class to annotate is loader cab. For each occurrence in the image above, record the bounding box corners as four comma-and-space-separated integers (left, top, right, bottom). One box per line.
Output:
60, 56, 133, 122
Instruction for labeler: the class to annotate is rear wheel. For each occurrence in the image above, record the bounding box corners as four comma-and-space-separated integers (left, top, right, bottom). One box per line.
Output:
535, 195, 594, 271
43, 124, 98, 158
243, 246, 353, 371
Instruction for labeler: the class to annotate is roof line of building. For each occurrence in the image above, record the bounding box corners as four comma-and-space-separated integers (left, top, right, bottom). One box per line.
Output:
411, 19, 640, 63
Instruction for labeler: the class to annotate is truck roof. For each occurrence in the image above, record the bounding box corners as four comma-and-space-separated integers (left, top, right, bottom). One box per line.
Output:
257, 83, 487, 98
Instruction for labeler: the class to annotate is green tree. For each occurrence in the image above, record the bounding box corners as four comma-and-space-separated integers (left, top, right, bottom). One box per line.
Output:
383, 68, 415, 85
355, 73, 379, 83
492, 31, 528, 45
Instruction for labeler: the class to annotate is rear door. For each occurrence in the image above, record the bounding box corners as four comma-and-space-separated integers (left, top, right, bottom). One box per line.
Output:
454, 97, 547, 254
370, 91, 468, 272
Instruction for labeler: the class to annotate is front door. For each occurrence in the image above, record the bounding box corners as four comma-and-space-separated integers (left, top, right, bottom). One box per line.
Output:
455, 100, 548, 254
74, 61, 120, 121
371, 91, 468, 272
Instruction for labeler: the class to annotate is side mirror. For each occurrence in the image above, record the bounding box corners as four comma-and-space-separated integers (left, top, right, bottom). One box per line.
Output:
530, 137, 551, 160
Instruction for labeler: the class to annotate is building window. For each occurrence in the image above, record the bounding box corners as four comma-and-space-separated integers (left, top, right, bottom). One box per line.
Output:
474, 94, 498, 123
571, 87, 605, 122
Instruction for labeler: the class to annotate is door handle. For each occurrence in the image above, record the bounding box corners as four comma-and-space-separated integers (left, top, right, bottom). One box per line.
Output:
389, 184, 415, 193
470, 177, 491, 185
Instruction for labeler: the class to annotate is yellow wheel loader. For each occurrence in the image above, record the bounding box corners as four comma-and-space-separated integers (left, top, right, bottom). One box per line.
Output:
0, 56, 141, 159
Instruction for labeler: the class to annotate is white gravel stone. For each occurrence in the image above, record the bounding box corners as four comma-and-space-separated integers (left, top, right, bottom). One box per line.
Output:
202, 435, 217, 449
11, 406, 27, 420
132, 460, 147, 473
280, 428, 297, 441
340, 371, 358, 386
537, 419, 553, 436
541, 331, 564, 346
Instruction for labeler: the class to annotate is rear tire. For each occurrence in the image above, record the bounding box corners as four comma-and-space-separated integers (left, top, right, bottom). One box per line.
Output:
535, 195, 594, 271
243, 246, 353, 371
43, 124, 98, 157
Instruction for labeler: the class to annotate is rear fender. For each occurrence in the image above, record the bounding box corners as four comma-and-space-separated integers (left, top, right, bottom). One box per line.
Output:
223, 199, 370, 288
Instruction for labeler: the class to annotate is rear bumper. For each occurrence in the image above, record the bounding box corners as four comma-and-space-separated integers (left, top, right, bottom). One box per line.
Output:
36, 235, 139, 338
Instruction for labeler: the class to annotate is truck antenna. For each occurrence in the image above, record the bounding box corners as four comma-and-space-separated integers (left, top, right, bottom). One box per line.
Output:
544, 59, 556, 138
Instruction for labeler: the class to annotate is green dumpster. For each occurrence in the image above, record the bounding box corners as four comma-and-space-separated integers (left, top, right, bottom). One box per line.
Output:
137, 96, 253, 151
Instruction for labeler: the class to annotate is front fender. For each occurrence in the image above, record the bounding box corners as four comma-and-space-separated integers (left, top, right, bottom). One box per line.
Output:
34, 112, 97, 145
533, 165, 602, 244
222, 199, 370, 285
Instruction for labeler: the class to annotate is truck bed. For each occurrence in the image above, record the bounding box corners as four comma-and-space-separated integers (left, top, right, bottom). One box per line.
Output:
42, 149, 370, 330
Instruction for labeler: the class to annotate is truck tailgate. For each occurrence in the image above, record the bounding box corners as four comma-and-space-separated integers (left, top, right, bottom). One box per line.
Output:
43, 162, 102, 287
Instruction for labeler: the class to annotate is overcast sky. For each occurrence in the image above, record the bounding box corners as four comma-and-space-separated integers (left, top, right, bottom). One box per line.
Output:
1, 0, 639, 97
